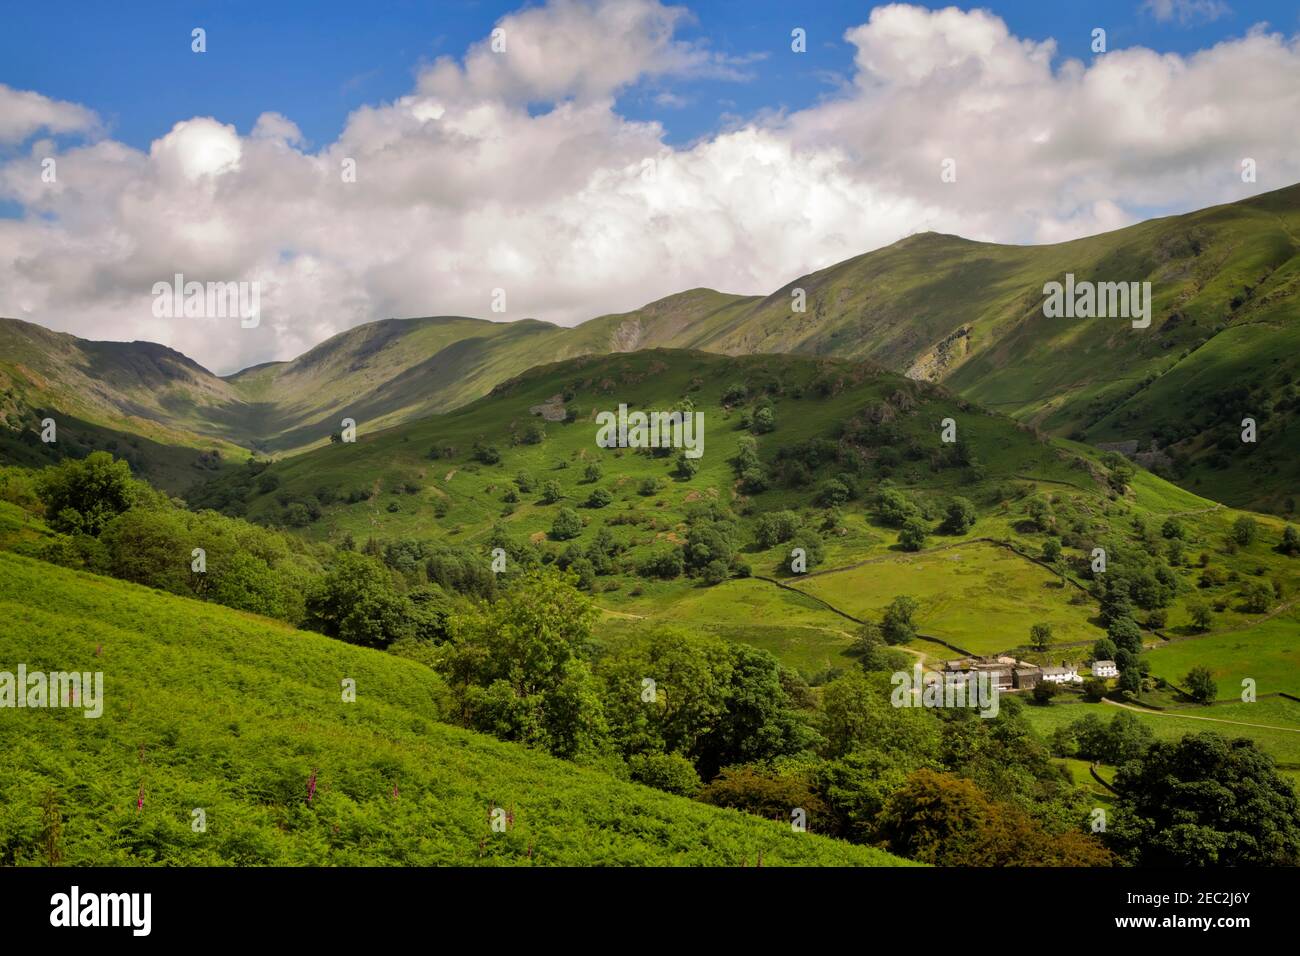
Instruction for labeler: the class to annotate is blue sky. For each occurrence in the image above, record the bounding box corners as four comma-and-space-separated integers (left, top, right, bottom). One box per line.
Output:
3, 0, 1294, 151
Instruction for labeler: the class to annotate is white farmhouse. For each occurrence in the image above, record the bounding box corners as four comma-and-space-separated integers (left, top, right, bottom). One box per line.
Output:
1041, 664, 1082, 684
1091, 660, 1118, 678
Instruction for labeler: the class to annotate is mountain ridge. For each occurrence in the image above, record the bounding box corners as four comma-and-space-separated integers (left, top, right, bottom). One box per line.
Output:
3, 182, 1298, 509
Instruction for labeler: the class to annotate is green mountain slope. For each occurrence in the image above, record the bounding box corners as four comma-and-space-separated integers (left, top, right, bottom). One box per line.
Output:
187, 348, 1300, 673
0, 319, 246, 492
6, 185, 1298, 509
0, 550, 903, 866
580, 186, 1300, 513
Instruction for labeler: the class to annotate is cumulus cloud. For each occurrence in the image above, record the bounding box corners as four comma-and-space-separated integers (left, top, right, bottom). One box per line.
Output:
1, 0, 1298, 374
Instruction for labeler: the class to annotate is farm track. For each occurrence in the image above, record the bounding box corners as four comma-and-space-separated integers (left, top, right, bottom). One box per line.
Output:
1102, 697, 1300, 735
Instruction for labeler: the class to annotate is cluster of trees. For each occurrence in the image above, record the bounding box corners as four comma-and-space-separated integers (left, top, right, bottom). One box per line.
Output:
871, 485, 976, 551
1051, 711, 1154, 764
427, 569, 1121, 863
15, 454, 323, 624
437, 569, 809, 776
10, 454, 455, 644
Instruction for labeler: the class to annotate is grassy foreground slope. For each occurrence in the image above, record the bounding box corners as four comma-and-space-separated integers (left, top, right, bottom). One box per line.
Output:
0, 551, 903, 866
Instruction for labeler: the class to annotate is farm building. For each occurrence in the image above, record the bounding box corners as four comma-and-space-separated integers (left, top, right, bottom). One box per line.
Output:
1041, 664, 1082, 684
1013, 667, 1041, 690
1091, 660, 1118, 678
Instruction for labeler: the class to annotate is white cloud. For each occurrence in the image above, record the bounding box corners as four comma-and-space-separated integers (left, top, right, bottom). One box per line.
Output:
1142, 0, 1232, 26
1, 1, 1298, 374
0, 84, 100, 144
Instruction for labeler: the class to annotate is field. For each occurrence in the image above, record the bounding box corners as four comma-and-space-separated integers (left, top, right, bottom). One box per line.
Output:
788, 542, 1102, 657
1145, 614, 1300, 696
0, 551, 907, 866
1020, 697, 1300, 775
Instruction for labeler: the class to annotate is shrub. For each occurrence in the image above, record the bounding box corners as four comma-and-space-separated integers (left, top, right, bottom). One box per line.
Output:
751, 406, 776, 434
817, 479, 852, 507
1184, 666, 1217, 704
627, 753, 701, 796
1232, 516, 1258, 546
551, 508, 583, 541
702, 559, 729, 586
881, 596, 920, 645
939, 497, 976, 535
898, 517, 928, 552
639, 548, 685, 579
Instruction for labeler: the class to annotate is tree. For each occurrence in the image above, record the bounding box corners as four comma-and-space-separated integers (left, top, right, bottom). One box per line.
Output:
1029, 622, 1053, 652
697, 765, 826, 824
674, 452, 699, 480
876, 769, 1112, 866
1232, 515, 1258, 546
819, 672, 940, 760
1105, 457, 1135, 494
898, 517, 928, 552
701, 559, 729, 585
789, 528, 825, 570
1081, 677, 1109, 702
817, 479, 852, 507
1031, 681, 1059, 706
585, 488, 613, 509
1117, 660, 1144, 695
1187, 599, 1213, 632
817, 749, 913, 843
443, 569, 607, 761
304, 551, 411, 649
1184, 665, 1218, 704
540, 480, 564, 504
1025, 495, 1054, 532
881, 596, 920, 645
1281, 525, 1300, 556
1241, 579, 1272, 614
639, 547, 685, 579
751, 406, 776, 434
754, 510, 800, 548
36, 452, 139, 536
1042, 537, 1062, 563
940, 497, 976, 535
697, 644, 813, 778
1107, 616, 1143, 656
875, 488, 916, 527
1108, 734, 1300, 866
99, 506, 191, 595
550, 507, 582, 541
583, 462, 603, 483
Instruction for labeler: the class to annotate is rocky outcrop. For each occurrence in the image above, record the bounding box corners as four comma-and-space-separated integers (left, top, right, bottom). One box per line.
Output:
906, 325, 971, 381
